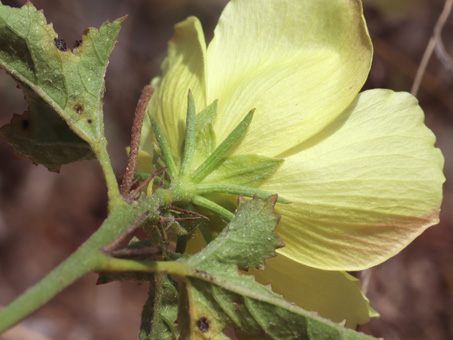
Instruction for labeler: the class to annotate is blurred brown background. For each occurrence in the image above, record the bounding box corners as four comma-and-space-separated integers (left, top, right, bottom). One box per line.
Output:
0, 0, 452, 339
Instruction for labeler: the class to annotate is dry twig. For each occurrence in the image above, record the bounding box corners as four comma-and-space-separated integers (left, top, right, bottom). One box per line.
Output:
168, 205, 209, 220
120, 85, 154, 196
412, 0, 453, 96
125, 167, 167, 203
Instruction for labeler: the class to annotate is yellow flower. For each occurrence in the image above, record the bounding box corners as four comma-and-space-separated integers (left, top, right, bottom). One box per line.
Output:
139, 0, 444, 327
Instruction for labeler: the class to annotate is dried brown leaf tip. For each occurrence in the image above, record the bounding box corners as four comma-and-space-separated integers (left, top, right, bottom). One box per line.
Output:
54, 37, 67, 51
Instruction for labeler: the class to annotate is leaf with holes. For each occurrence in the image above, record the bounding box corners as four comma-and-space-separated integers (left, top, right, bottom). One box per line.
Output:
0, 2, 124, 170
178, 271, 377, 340
176, 196, 377, 339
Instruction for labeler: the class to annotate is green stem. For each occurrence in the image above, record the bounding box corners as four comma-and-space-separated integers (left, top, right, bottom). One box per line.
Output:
196, 183, 290, 203
139, 274, 160, 340
139, 274, 179, 340
99, 257, 191, 276
93, 142, 122, 206
0, 239, 99, 332
0, 197, 164, 332
192, 195, 234, 221
134, 172, 169, 188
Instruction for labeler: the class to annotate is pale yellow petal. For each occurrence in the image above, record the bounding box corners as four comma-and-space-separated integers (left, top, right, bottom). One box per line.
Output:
149, 17, 207, 162
135, 149, 153, 174
206, 0, 372, 157
260, 90, 444, 270
186, 230, 377, 328
251, 254, 377, 328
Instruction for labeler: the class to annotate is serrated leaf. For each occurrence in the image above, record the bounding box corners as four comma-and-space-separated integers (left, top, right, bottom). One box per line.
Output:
203, 154, 283, 186
0, 3, 123, 170
186, 195, 283, 270
175, 197, 377, 339
0, 107, 93, 172
178, 271, 376, 340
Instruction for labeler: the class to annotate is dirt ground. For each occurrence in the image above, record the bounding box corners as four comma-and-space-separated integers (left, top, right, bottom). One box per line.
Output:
0, 0, 452, 339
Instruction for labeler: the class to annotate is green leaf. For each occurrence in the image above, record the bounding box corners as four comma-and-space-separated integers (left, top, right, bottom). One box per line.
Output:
180, 91, 197, 177
186, 195, 282, 270
191, 109, 254, 183
140, 274, 179, 340
193, 99, 217, 164
0, 102, 93, 172
178, 272, 376, 340
150, 115, 178, 179
0, 2, 123, 170
176, 197, 376, 339
203, 154, 283, 186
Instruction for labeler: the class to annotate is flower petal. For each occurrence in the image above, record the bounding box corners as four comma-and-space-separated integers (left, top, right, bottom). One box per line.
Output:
135, 149, 153, 174
147, 17, 207, 161
206, 0, 372, 157
261, 89, 444, 270
250, 254, 377, 328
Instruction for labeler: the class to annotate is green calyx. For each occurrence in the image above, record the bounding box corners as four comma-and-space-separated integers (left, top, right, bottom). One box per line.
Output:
144, 91, 286, 221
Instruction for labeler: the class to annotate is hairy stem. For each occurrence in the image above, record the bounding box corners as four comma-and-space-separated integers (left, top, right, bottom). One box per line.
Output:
98, 257, 191, 276
0, 200, 153, 332
120, 85, 154, 196
139, 274, 163, 340
192, 195, 234, 221
93, 142, 122, 206
196, 183, 290, 203
0, 237, 100, 332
